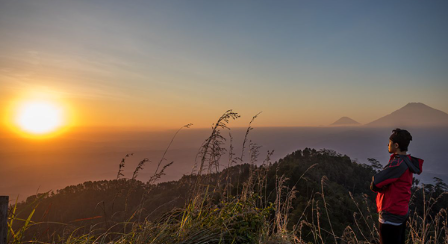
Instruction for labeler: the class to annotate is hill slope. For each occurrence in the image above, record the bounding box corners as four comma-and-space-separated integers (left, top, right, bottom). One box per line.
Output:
11, 148, 448, 243
14, 148, 379, 243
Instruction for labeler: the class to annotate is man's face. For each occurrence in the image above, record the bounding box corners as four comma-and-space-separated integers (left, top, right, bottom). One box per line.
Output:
388, 140, 398, 154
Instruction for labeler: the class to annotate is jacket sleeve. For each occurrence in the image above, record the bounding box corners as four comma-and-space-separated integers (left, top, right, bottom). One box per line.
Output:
371, 158, 408, 189
370, 176, 383, 192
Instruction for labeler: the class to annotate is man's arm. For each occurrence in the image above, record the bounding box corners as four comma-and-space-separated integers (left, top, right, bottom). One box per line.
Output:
370, 158, 408, 192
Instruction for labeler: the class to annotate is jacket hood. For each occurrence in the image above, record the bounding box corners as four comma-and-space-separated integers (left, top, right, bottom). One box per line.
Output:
399, 155, 423, 175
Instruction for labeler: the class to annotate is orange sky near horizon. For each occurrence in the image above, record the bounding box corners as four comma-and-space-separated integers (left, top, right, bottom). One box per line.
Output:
1, 1, 448, 135
2, 85, 448, 138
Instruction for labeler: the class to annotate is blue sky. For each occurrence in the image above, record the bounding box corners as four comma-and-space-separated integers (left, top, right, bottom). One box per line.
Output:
1, 0, 447, 128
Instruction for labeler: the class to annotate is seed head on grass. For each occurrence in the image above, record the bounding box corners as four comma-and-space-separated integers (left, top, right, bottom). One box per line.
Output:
132, 158, 149, 181
117, 153, 134, 180
195, 109, 240, 177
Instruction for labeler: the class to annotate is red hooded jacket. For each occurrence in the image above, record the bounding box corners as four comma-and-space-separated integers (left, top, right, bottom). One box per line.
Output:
370, 154, 423, 223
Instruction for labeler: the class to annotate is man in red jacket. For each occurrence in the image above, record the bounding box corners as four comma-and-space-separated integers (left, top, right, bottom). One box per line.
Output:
371, 128, 423, 244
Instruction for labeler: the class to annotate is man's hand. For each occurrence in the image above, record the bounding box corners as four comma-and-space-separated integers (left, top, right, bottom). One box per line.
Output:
370, 176, 389, 192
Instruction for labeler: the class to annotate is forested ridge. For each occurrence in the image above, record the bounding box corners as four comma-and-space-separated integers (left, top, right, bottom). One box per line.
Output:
12, 148, 448, 243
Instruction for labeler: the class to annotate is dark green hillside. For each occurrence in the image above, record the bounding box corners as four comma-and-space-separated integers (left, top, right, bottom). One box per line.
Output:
11, 148, 447, 243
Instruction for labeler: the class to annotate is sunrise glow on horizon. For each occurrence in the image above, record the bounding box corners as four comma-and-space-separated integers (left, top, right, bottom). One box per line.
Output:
1, 1, 447, 133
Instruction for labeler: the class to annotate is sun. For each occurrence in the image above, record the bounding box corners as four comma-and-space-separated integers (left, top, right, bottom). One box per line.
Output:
5, 98, 74, 139
15, 101, 64, 134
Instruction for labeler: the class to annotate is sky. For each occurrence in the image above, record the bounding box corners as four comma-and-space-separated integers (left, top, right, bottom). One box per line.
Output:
1, 0, 448, 130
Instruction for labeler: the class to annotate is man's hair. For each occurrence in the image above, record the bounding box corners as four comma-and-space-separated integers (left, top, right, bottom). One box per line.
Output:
389, 128, 412, 151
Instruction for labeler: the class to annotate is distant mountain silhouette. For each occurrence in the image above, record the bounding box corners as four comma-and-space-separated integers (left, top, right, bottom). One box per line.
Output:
366, 103, 448, 127
331, 117, 360, 126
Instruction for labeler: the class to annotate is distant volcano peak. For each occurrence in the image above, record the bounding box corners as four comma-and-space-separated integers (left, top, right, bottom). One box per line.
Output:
402, 102, 431, 109
331, 117, 360, 126
366, 103, 448, 127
